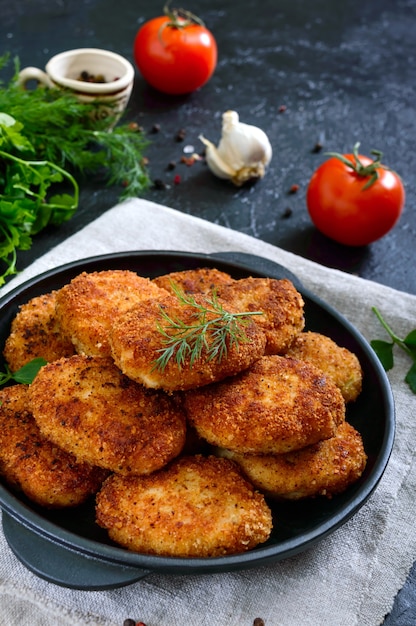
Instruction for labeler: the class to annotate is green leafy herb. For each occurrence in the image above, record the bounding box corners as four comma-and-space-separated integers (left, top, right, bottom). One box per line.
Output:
0, 112, 79, 284
371, 307, 416, 394
0, 54, 150, 197
0, 54, 150, 285
0, 357, 47, 386
153, 283, 263, 371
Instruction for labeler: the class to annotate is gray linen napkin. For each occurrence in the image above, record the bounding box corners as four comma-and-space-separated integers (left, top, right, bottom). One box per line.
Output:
0, 198, 415, 626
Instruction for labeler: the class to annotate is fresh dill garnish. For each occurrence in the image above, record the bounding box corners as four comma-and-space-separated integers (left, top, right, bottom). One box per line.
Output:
371, 306, 416, 394
153, 282, 263, 371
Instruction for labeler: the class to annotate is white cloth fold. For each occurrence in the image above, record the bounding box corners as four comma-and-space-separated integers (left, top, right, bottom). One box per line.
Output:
0, 198, 415, 626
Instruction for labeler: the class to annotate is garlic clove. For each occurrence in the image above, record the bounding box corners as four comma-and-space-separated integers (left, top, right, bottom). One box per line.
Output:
199, 135, 236, 180
200, 110, 272, 186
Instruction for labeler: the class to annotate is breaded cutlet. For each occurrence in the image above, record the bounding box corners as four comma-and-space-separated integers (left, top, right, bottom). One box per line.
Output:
220, 420, 367, 499
183, 354, 345, 455
285, 331, 363, 403
0, 384, 107, 508
96, 455, 273, 557
55, 270, 168, 357
28, 354, 187, 475
153, 267, 235, 295
216, 277, 305, 355
3, 291, 75, 372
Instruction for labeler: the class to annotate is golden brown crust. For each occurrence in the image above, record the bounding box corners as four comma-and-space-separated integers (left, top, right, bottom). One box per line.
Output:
153, 267, 234, 294
285, 331, 363, 403
216, 277, 305, 354
0, 384, 107, 508
96, 455, 272, 557
55, 270, 168, 357
109, 292, 267, 391
183, 355, 345, 454
220, 421, 367, 499
28, 355, 186, 475
3, 291, 75, 371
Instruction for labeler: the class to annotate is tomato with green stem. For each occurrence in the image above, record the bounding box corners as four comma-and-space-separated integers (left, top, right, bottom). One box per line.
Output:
306, 143, 405, 246
133, 3, 217, 95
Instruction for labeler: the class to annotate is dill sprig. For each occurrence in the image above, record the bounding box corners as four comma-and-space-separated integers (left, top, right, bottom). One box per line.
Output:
153, 283, 263, 371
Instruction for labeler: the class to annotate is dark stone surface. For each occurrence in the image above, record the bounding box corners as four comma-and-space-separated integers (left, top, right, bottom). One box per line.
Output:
2, 0, 416, 619
2, 0, 416, 295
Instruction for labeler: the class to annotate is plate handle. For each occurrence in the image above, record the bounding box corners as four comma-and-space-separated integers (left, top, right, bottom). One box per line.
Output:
2, 511, 151, 590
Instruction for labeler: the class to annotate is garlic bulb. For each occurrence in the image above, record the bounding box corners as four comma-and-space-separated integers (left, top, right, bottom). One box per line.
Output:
199, 110, 272, 186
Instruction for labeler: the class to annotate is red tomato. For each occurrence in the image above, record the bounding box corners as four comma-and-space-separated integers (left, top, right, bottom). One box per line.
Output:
133, 8, 217, 95
306, 145, 405, 246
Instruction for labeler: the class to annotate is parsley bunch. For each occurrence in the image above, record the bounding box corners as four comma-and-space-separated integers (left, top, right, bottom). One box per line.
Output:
0, 112, 79, 284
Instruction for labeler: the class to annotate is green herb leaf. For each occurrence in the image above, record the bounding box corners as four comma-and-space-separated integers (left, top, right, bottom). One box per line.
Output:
12, 357, 47, 384
404, 329, 416, 352
371, 306, 416, 394
405, 362, 416, 394
0, 138, 79, 284
370, 339, 394, 371
0, 356, 47, 386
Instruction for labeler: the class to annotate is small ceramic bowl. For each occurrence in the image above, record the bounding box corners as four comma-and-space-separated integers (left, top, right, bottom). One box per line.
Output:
18, 48, 135, 125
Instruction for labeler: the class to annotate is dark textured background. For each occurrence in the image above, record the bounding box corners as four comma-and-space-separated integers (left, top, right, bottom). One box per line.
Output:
2, 0, 416, 621
2, 0, 416, 295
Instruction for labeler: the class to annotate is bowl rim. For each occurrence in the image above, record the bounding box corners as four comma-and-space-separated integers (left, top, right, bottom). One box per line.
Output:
45, 47, 135, 93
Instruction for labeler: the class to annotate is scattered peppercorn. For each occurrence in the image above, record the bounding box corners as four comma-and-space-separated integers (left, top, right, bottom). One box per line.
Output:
312, 142, 323, 153
153, 178, 167, 190
128, 122, 142, 132
123, 619, 136, 626
151, 123, 161, 133
166, 160, 176, 170
180, 155, 196, 166
253, 618, 265, 626
278, 104, 287, 113
175, 128, 186, 141
281, 207, 293, 218
288, 184, 299, 194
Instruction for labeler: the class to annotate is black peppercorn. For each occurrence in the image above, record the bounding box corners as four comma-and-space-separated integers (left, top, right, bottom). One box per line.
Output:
153, 178, 167, 190
175, 128, 186, 141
